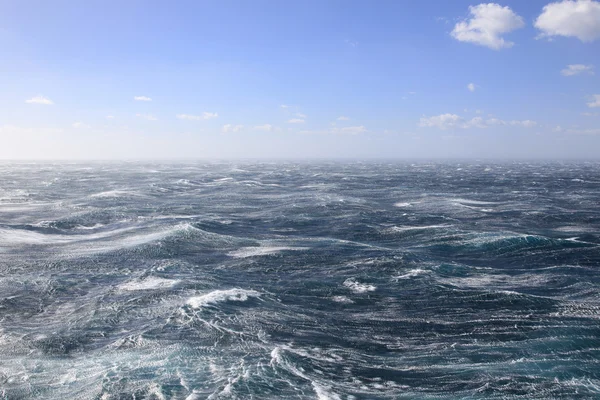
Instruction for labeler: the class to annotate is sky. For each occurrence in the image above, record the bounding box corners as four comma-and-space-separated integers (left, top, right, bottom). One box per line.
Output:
1, 0, 599, 159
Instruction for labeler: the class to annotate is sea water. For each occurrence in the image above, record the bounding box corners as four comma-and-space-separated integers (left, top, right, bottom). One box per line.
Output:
0, 161, 599, 399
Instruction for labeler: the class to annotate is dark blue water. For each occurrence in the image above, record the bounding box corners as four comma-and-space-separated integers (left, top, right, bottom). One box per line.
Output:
1, 161, 599, 399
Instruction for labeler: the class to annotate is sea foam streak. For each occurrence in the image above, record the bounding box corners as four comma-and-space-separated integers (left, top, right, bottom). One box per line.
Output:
118, 276, 180, 291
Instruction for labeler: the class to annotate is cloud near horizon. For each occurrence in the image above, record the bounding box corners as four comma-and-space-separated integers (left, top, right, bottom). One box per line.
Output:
25, 96, 54, 105
419, 114, 537, 130
177, 112, 218, 120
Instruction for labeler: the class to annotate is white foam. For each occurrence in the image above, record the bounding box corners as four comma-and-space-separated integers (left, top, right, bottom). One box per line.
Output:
450, 198, 499, 205
343, 278, 376, 293
312, 382, 342, 400
118, 277, 180, 291
389, 224, 451, 232
228, 246, 304, 258
90, 190, 142, 198
393, 202, 412, 208
186, 288, 260, 309
394, 268, 429, 280
331, 296, 354, 304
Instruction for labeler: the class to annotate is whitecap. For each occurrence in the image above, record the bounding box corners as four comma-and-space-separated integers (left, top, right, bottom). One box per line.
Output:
343, 278, 376, 293
118, 277, 180, 291
389, 224, 451, 232
90, 190, 143, 198
331, 296, 354, 304
228, 246, 305, 258
393, 202, 412, 208
186, 288, 260, 309
393, 268, 429, 280
312, 382, 342, 400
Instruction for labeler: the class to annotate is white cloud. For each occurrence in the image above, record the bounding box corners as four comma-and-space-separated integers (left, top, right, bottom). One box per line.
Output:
72, 122, 90, 129
469, 116, 487, 128
288, 118, 305, 124
419, 114, 466, 129
337, 116, 350, 121
486, 118, 506, 126
25, 95, 54, 105
134, 96, 152, 101
467, 83, 477, 92
136, 113, 157, 121
222, 124, 243, 133
582, 111, 599, 116
295, 112, 307, 118
535, 0, 600, 42
587, 94, 600, 107
451, 3, 525, 50
510, 120, 538, 128
419, 114, 537, 129
280, 104, 289, 109
561, 64, 595, 76
176, 112, 218, 120
106, 115, 115, 119
253, 124, 273, 132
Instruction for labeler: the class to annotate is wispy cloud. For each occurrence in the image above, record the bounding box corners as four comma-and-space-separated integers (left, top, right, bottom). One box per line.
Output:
288, 118, 305, 124
587, 94, 600, 108
280, 104, 289, 109
136, 113, 157, 121
561, 64, 594, 76
419, 113, 537, 129
253, 124, 273, 132
337, 116, 350, 121
134, 96, 152, 101
106, 115, 115, 119
467, 83, 477, 92
222, 124, 244, 133
451, 3, 525, 50
176, 112, 218, 120
25, 95, 54, 105
72, 122, 90, 129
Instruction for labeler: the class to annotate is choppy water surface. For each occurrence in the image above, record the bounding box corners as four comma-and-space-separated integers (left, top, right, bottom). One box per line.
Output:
1, 161, 599, 399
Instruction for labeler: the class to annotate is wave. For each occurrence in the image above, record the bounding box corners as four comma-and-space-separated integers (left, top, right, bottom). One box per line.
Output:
0, 222, 256, 257
89, 189, 146, 198
343, 278, 376, 293
331, 296, 354, 304
425, 232, 595, 255
394, 268, 429, 280
228, 245, 306, 258
186, 288, 261, 309
117, 276, 180, 291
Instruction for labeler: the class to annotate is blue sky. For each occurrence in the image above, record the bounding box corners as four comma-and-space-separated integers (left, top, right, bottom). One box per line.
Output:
1, 0, 599, 159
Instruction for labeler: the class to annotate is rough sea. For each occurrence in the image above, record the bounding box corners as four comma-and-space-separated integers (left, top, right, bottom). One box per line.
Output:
1, 161, 599, 399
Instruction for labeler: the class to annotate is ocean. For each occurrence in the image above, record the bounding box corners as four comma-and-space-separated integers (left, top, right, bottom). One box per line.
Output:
0, 161, 599, 399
